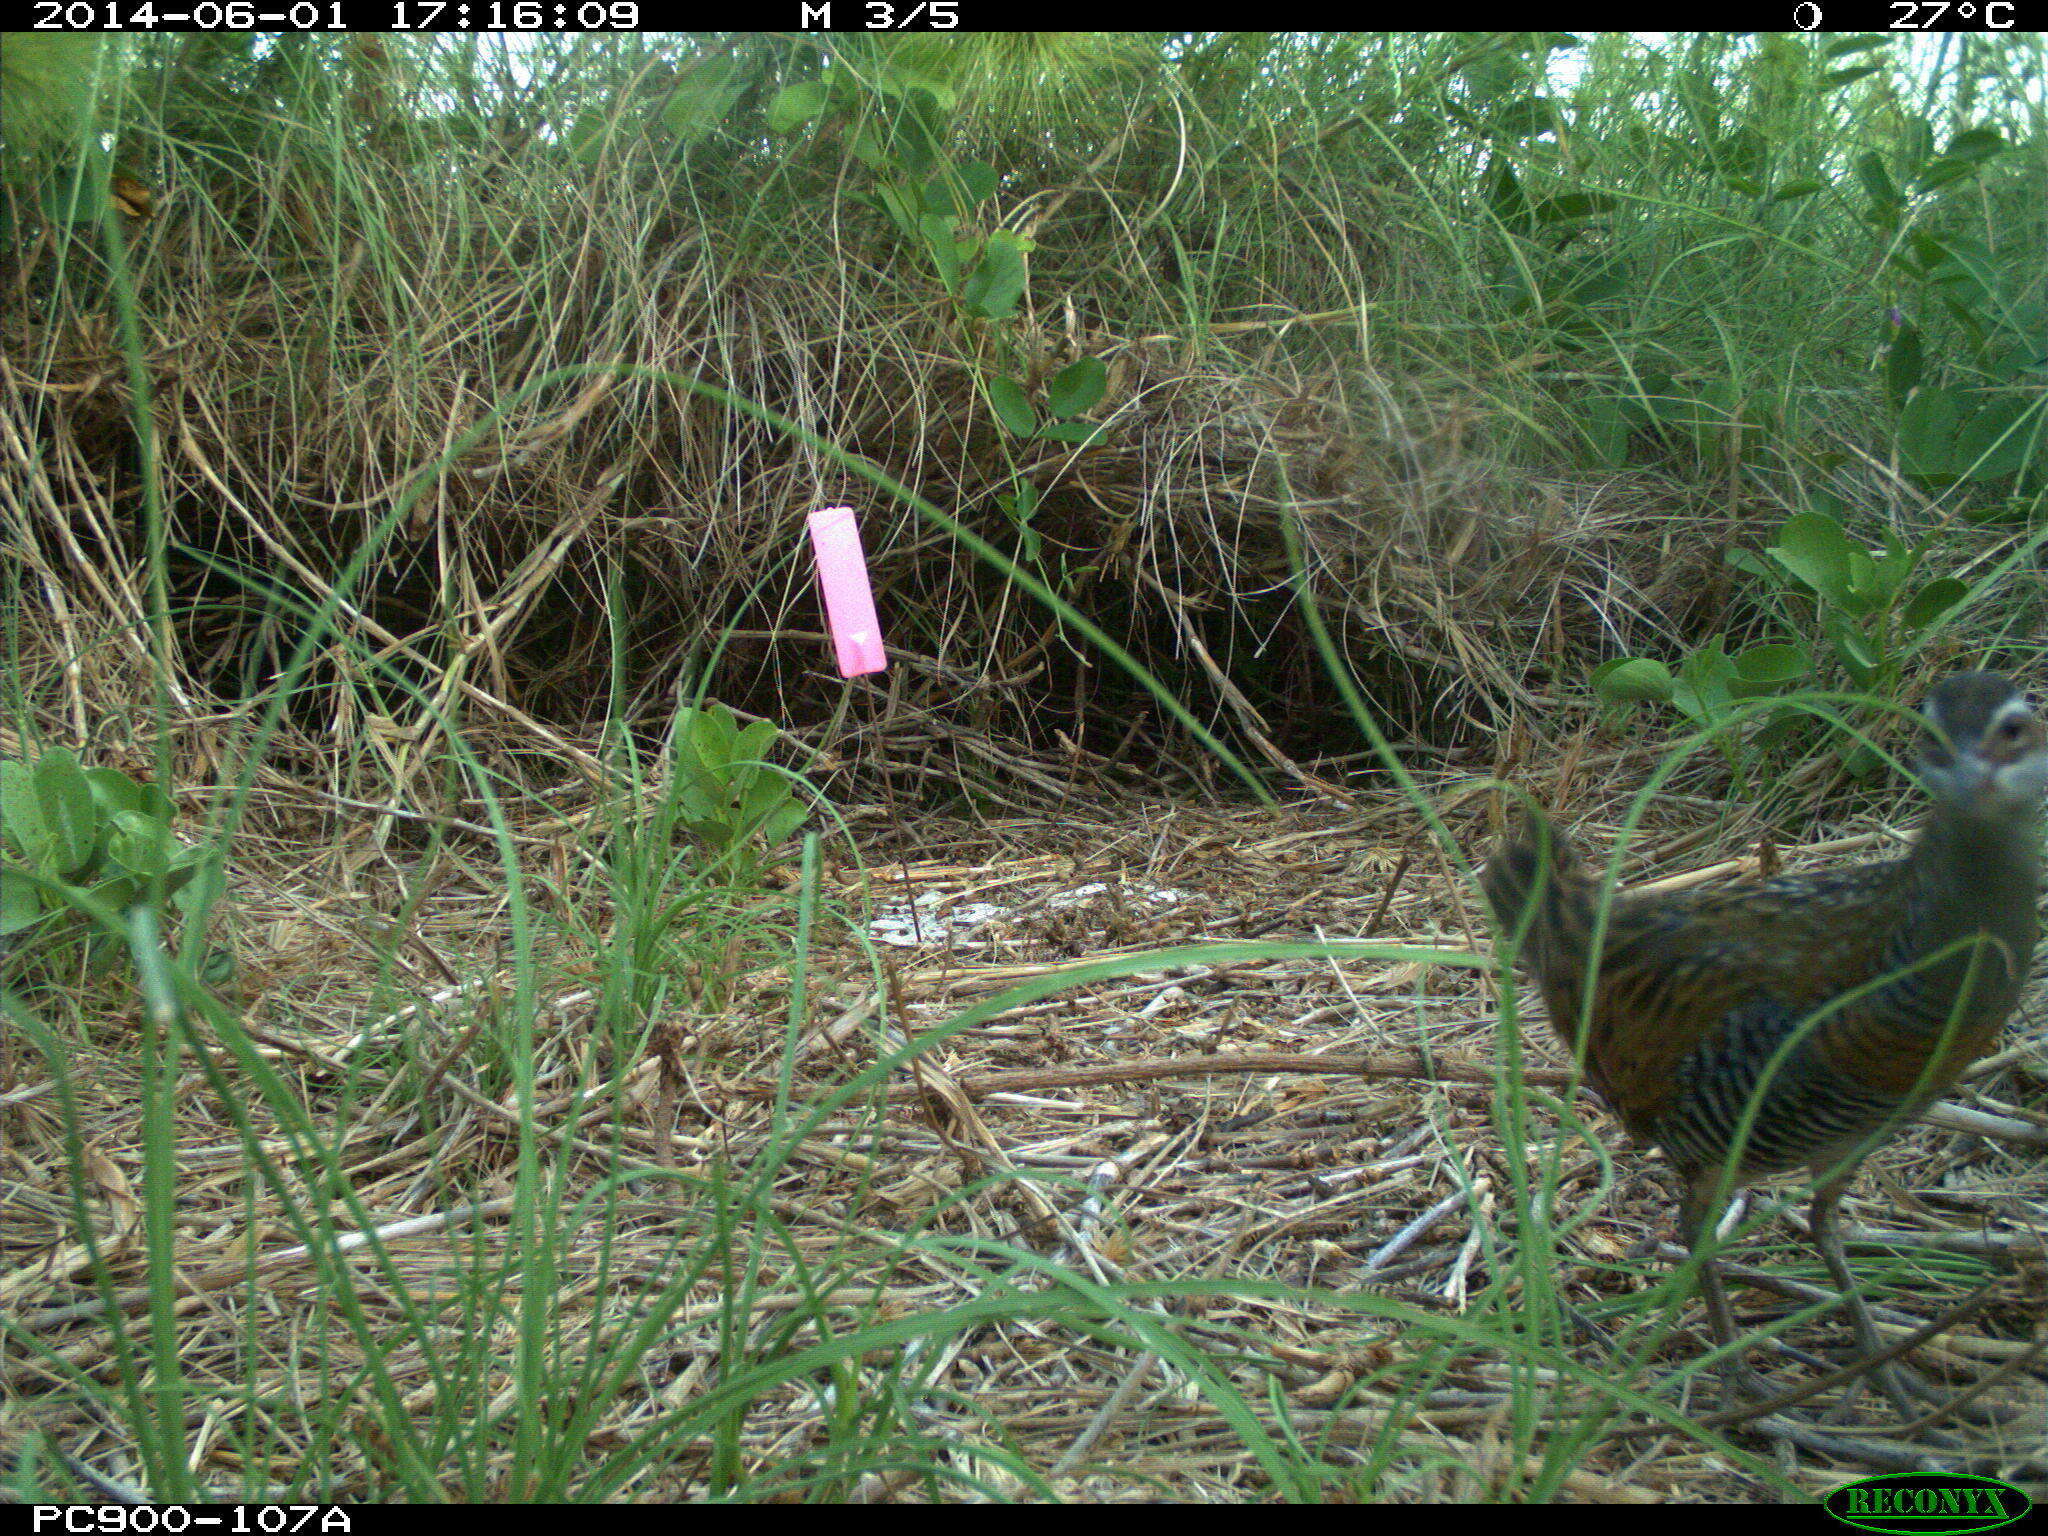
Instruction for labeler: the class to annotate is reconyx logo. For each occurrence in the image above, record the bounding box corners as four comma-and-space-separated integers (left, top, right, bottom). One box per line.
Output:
1824, 1474, 2031, 1535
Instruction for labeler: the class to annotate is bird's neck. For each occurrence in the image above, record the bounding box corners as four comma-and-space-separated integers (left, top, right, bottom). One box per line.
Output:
1913, 805, 2041, 925
1893, 805, 2042, 1015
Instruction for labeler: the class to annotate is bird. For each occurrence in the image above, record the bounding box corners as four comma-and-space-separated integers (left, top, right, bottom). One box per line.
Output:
1481, 671, 2047, 1411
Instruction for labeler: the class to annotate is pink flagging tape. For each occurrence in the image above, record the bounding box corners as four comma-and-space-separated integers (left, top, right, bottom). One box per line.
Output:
806, 506, 888, 677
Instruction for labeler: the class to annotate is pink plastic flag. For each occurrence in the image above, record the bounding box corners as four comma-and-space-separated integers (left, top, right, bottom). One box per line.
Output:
806, 506, 887, 677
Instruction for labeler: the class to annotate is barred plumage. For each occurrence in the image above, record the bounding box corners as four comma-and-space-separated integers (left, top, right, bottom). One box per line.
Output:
1482, 671, 2046, 1412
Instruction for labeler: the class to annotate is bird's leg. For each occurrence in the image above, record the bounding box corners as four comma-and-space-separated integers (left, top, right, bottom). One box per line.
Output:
1807, 1174, 1937, 1417
1681, 1175, 1776, 1410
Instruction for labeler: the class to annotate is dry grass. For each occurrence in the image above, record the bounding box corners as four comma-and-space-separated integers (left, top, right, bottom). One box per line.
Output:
5, 33, 2046, 1502
5, 731, 2043, 1500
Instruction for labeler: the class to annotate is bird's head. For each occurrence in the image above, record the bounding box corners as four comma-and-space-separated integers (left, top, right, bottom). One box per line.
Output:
1916, 671, 2048, 820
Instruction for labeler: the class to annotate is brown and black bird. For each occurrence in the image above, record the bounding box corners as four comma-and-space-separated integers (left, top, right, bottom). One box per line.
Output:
1483, 671, 2047, 1408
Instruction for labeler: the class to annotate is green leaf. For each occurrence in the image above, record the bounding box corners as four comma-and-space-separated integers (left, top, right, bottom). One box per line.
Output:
1914, 232, 1999, 303
1669, 674, 1733, 728
1989, 335, 2045, 385
0, 865, 45, 936
1533, 191, 1616, 223
874, 64, 955, 111
1953, 395, 2037, 481
1768, 178, 1829, 202
710, 703, 742, 751
1046, 357, 1108, 420
1767, 513, 1853, 605
1679, 639, 1735, 687
663, 55, 747, 145
961, 231, 1028, 319
1869, 528, 1913, 591
85, 767, 173, 822
1941, 127, 2004, 163
928, 161, 997, 212
196, 944, 238, 990
1915, 155, 1982, 193
849, 125, 889, 171
873, 182, 923, 240
679, 811, 726, 845
1035, 422, 1107, 446
999, 481, 1040, 526
1897, 387, 1966, 481
732, 719, 777, 766
956, 161, 999, 205
1486, 161, 1533, 234
108, 810, 173, 880
81, 872, 142, 919
760, 803, 809, 846
676, 768, 721, 820
33, 748, 100, 880
1900, 115, 1936, 171
1822, 610, 1882, 687
83, 767, 143, 816
1885, 321, 1923, 403
1900, 577, 1968, 632
921, 212, 962, 291
893, 112, 939, 178
565, 110, 611, 165
767, 81, 831, 133
987, 377, 1038, 437
682, 705, 739, 772
739, 774, 794, 828
1854, 150, 1900, 209
1713, 125, 1768, 182
1589, 657, 1673, 706
1839, 547, 1884, 616
1729, 643, 1809, 692
1724, 547, 1773, 581
1, 761, 45, 861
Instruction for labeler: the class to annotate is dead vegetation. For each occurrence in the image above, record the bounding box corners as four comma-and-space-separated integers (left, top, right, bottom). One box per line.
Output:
2, 32, 2045, 1504
5, 732, 2044, 1500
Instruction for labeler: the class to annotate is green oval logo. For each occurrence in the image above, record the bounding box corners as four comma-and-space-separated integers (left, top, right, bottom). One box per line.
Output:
1825, 1474, 2031, 1535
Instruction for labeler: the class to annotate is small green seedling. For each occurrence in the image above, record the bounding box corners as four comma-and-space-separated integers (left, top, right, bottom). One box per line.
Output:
669, 704, 808, 888
0, 747, 205, 968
